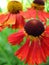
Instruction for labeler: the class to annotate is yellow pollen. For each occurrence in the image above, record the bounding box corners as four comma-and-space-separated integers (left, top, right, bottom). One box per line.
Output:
31, 3, 44, 10
7, 1, 23, 14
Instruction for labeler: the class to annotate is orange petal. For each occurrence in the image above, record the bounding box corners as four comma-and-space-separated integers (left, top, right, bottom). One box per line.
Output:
0, 13, 10, 25
20, 8, 36, 19
42, 11, 49, 19
8, 30, 25, 45
38, 10, 46, 23
20, 11, 31, 19
15, 38, 30, 61
4, 14, 17, 25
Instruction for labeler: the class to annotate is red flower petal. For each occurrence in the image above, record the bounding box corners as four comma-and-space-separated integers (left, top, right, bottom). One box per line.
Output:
45, 25, 49, 31
20, 11, 31, 19
15, 38, 30, 60
0, 13, 10, 25
41, 36, 49, 48
26, 39, 46, 65
25, 40, 35, 65
44, 26, 49, 36
13, 14, 25, 28
0, 26, 3, 31
20, 8, 36, 19
40, 36, 49, 56
38, 10, 46, 23
41, 11, 49, 19
27, 8, 36, 18
34, 40, 46, 64
8, 30, 25, 45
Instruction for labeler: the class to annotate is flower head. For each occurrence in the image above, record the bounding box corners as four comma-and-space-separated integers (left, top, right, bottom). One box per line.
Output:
0, 1, 25, 31
32, 0, 45, 10
7, 1, 22, 14
8, 18, 49, 65
24, 19, 45, 36
20, 0, 49, 24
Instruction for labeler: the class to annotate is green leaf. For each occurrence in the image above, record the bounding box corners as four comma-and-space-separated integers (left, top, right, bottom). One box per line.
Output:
0, 27, 26, 65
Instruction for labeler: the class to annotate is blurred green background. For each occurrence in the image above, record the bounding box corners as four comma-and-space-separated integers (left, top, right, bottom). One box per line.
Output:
0, 0, 49, 65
